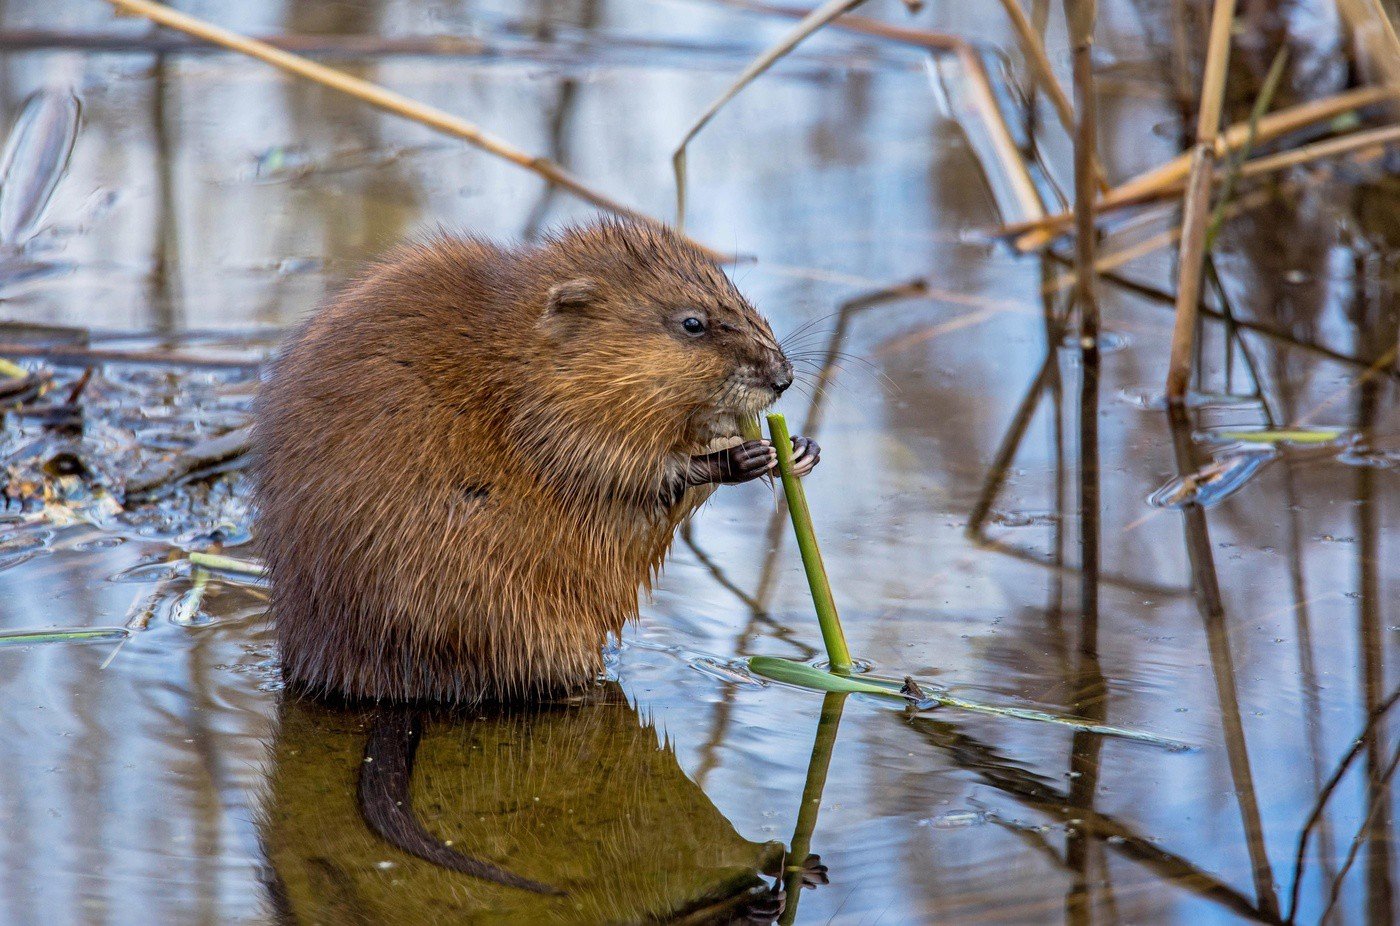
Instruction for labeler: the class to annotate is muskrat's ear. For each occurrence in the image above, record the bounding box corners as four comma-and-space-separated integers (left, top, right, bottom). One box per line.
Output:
546, 278, 599, 316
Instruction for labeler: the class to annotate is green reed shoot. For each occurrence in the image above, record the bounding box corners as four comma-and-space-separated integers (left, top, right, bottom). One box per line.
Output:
766, 413, 852, 673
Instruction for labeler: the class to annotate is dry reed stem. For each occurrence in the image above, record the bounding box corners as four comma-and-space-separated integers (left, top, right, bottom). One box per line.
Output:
996, 0, 1109, 191
720, 0, 1045, 224
1237, 123, 1400, 176
1192, 0, 1236, 142
673, 0, 867, 230
1066, 0, 1099, 342
1008, 85, 1398, 249
1336, 0, 1400, 91
1165, 0, 1238, 405
103, 0, 700, 247
1043, 185, 1277, 295
1164, 150, 1219, 400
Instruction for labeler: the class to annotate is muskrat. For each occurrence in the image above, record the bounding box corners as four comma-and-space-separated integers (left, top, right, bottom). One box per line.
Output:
254, 218, 818, 704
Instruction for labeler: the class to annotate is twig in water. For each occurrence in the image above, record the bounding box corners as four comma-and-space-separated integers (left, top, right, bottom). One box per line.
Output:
63, 367, 94, 405
124, 426, 253, 500
0, 626, 130, 647
0, 342, 265, 370
187, 551, 265, 577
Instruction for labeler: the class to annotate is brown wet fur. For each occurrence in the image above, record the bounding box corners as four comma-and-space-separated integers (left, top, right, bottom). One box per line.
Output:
254, 218, 790, 703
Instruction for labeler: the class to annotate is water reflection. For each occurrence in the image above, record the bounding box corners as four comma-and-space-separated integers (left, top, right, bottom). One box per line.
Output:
260, 686, 784, 923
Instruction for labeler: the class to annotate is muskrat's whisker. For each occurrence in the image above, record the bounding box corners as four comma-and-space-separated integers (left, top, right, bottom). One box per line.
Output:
781, 315, 839, 340
826, 351, 885, 376
779, 313, 840, 349
778, 330, 837, 356
779, 313, 826, 339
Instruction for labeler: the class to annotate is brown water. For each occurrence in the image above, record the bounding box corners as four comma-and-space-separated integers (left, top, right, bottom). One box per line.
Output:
0, 1, 1395, 923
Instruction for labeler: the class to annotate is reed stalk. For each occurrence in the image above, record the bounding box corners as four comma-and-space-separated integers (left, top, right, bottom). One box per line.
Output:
1066, 0, 1098, 338
767, 413, 851, 673
1165, 0, 1238, 405
1235, 123, 1400, 178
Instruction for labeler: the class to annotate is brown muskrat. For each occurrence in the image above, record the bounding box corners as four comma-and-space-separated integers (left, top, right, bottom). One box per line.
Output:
254, 218, 818, 704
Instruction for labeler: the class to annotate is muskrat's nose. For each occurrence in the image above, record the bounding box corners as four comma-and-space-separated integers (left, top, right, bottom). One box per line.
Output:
771, 358, 794, 395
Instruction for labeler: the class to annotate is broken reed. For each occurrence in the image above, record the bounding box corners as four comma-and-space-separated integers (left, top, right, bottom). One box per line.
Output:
1165, 0, 1239, 405
102, 0, 738, 261
766, 412, 852, 673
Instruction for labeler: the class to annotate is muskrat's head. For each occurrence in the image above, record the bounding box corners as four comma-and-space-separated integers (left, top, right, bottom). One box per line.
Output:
536, 220, 792, 439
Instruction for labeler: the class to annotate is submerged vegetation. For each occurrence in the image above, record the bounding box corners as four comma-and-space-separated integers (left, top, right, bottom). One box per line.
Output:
0, 0, 1394, 922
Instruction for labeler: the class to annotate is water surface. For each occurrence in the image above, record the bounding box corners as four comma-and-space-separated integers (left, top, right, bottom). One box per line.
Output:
0, 1, 1395, 923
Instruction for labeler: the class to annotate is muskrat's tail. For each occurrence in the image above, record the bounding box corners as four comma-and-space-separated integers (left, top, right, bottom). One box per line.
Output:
357, 707, 564, 895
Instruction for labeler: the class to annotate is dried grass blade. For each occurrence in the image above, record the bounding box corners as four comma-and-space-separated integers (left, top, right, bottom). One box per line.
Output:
672, 0, 866, 230
102, 0, 684, 242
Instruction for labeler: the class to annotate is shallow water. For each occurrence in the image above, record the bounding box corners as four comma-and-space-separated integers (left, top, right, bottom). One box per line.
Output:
0, 1, 1396, 923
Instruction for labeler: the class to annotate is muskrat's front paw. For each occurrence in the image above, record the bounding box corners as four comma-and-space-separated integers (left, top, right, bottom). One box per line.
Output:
689, 440, 777, 486
725, 439, 778, 483
785, 436, 821, 478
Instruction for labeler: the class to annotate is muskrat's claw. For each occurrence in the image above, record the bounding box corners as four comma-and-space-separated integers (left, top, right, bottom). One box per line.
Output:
786, 436, 821, 478
689, 440, 776, 485
797, 853, 830, 888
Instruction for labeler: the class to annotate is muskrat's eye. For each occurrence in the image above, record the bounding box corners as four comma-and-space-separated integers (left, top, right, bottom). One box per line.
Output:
682, 317, 706, 336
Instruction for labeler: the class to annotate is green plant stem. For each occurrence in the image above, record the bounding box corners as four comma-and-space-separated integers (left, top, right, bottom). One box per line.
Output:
0, 626, 130, 647
747, 655, 1187, 749
766, 413, 851, 673
187, 551, 264, 576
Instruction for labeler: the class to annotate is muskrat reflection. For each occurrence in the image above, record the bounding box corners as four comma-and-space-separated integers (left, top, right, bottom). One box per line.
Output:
258, 685, 799, 924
